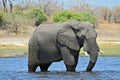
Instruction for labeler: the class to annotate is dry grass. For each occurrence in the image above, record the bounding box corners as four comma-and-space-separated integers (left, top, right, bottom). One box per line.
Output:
96, 21, 120, 41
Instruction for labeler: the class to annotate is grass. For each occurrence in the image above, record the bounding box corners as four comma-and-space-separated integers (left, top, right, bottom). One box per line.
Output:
80, 43, 120, 57
0, 43, 120, 57
98, 43, 120, 56
0, 44, 27, 57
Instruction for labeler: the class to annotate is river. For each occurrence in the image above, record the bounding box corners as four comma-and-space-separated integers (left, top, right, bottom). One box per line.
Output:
0, 57, 120, 80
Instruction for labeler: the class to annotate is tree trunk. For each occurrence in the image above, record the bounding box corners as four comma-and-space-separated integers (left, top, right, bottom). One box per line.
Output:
2, 0, 7, 12
8, 0, 12, 13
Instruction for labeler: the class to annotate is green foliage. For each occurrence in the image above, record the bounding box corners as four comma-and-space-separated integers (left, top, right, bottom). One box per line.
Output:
3, 12, 30, 35
52, 10, 76, 22
0, 9, 47, 34
79, 12, 97, 23
52, 10, 96, 23
0, 13, 6, 28
0, 11, 33, 35
29, 8, 48, 26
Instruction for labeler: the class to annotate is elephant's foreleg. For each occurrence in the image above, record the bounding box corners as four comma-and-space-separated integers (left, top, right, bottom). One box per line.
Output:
39, 63, 52, 71
65, 65, 77, 71
60, 46, 79, 72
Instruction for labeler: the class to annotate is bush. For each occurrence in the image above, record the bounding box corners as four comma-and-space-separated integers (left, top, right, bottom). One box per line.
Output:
0, 13, 6, 29
29, 8, 48, 26
0, 9, 47, 35
1, 12, 34, 35
79, 12, 97, 23
52, 10, 96, 23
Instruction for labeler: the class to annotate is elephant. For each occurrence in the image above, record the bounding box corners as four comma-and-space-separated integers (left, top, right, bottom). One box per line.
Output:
28, 20, 100, 72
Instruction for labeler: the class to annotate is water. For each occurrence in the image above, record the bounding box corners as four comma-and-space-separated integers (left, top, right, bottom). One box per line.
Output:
0, 57, 120, 80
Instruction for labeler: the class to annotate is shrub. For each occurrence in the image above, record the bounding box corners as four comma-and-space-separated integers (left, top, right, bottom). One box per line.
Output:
1, 12, 33, 35
79, 12, 96, 23
29, 8, 48, 26
52, 10, 96, 23
0, 13, 6, 29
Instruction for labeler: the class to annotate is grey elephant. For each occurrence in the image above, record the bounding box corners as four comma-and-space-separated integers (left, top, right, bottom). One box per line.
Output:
28, 20, 99, 72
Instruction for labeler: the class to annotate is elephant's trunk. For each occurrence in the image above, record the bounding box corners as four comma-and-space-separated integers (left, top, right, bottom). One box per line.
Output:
86, 38, 99, 72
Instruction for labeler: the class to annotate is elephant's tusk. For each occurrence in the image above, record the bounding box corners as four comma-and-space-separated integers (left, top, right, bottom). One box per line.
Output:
84, 51, 89, 56
99, 50, 104, 54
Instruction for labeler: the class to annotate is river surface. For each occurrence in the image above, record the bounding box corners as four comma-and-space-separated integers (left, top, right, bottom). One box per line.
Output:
0, 57, 120, 80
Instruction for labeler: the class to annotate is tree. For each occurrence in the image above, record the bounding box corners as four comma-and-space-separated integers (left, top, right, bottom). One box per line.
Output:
29, 8, 48, 26
14, 0, 31, 11
93, 6, 112, 22
69, 0, 91, 12
111, 6, 120, 23
2, 0, 13, 13
38, 0, 60, 17
2, 0, 7, 12
52, 10, 96, 23
8, 0, 13, 13
100, 7, 112, 21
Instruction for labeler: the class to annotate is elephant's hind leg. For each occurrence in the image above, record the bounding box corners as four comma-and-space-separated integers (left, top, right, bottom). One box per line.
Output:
28, 37, 40, 72
39, 63, 52, 71
28, 64, 38, 72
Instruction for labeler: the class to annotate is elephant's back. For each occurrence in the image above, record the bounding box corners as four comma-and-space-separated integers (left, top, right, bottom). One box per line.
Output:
33, 23, 60, 39
33, 23, 61, 41
37, 23, 61, 32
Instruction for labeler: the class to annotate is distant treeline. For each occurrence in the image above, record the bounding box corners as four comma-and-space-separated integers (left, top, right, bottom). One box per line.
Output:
0, 0, 120, 34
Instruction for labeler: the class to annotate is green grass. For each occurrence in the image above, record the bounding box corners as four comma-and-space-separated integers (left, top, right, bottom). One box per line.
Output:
0, 43, 120, 57
0, 44, 27, 57
98, 43, 120, 56
80, 43, 120, 56
80, 43, 120, 57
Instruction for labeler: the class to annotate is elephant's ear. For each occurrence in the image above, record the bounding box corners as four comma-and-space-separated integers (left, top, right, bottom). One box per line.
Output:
57, 25, 80, 51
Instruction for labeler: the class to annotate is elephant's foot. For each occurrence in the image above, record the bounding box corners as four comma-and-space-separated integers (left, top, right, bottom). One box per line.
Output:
66, 65, 76, 72
39, 63, 52, 72
28, 64, 38, 72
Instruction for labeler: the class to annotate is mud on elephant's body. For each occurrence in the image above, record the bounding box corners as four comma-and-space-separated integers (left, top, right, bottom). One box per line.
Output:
28, 20, 99, 72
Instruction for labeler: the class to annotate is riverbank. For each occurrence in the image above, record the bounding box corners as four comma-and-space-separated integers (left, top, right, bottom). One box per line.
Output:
0, 42, 120, 57
0, 22, 120, 57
